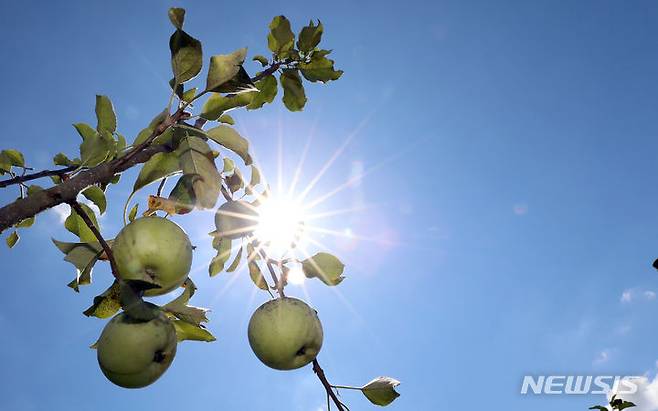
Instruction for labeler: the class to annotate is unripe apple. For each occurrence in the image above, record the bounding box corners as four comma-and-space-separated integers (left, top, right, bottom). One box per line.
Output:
97, 307, 177, 388
248, 297, 323, 370
112, 217, 192, 296
214, 200, 259, 239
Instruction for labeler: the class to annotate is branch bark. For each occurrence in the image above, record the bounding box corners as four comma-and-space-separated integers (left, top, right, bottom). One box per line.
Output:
313, 359, 346, 411
0, 108, 186, 233
0, 144, 168, 233
0, 165, 78, 188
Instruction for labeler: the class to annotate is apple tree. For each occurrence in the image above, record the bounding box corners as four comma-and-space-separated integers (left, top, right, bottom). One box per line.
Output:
0, 8, 400, 410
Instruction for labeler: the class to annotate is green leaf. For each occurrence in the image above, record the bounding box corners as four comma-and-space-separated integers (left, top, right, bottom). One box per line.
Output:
168, 174, 197, 214
361, 377, 401, 406
226, 167, 244, 193
589, 407, 608, 411
64, 203, 99, 243
205, 48, 256, 94
73, 123, 97, 140
168, 7, 185, 30
53, 153, 75, 166
172, 320, 216, 342
205, 125, 252, 165
52, 239, 104, 291
252, 55, 269, 66
182, 87, 197, 103
268, 16, 295, 58
128, 203, 138, 222
0, 152, 11, 173
301, 252, 345, 286
178, 136, 221, 209
81, 186, 107, 214
222, 157, 235, 173
95, 95, 117, 133
78, 127, 113, 167
218, 114, 235, 125
16, 216, 35, 228
162, 279, 209, 326
132, 151, 181, 193
83, 281, 121, 318
1, 149, 24, 167
248, 261, 269, 290
200, 92, 254, 120
246, 165, 261, 195
6, 231, 18, 248
297, 20, 323, 52
280, 69, 307, 111
170, 29, 203, 84
226, 245, 243, 272
246, 75, 278, 110
209, 237, 232, 276
299, 54, 343, 83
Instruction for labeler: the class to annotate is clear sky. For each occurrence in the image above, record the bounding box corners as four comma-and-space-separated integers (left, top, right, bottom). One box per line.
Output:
1, 0, 658, 410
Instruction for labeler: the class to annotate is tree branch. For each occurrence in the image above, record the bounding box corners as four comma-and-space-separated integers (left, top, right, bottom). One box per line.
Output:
0, 165, 78, 188
313, 359, 346, 411
0, 109, 188, 233
0, 144, 168, 233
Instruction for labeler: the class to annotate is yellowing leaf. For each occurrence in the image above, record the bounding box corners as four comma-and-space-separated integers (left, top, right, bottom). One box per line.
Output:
83, 281, 121, 318
6, 231, 18, 248
172, 320, 216, 342
145, 195, 178, 216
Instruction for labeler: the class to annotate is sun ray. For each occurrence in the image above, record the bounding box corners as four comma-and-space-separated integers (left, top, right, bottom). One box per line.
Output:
296, 111, 374, 203
304, 224, 399, 247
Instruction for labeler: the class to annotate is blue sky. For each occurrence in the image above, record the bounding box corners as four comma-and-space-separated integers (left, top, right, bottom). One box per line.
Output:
1, 0, 658, 410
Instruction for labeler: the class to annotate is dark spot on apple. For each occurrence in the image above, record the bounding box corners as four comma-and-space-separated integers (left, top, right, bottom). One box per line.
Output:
295, 346, 307, 357
153, 350, 166, 363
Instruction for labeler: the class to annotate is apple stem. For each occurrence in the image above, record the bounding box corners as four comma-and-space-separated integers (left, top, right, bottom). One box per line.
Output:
330, 385, 361, 390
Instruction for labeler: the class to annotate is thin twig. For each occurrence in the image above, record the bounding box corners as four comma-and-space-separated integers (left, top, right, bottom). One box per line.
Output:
68, 201, 120, 281
313, 359, 346, 411
0, 165, 77, 188
156, 177, 167, 197
256, 245, 285, 298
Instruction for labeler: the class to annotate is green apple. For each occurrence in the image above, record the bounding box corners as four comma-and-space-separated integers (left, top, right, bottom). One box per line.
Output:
214, 200, 259, 239
112, 217, 192, 296
247, 297, 323, 370
97, 307, 177, 388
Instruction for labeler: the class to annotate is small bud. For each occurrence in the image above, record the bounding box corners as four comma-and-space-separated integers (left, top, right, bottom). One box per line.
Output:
361, 376, 401, 406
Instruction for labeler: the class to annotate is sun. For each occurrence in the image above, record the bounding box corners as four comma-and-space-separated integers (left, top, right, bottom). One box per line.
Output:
253, 196, 307, 259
